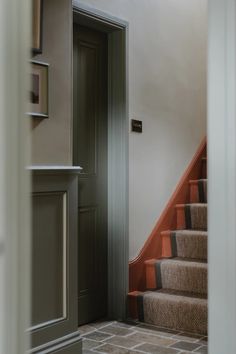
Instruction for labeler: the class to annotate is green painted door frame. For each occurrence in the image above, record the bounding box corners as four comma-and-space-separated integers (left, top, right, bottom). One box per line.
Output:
73, 3, 129, 321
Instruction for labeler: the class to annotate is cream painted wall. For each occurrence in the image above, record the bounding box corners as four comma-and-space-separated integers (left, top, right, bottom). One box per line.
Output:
31, 0, 72, 165
76, 0, 207, 260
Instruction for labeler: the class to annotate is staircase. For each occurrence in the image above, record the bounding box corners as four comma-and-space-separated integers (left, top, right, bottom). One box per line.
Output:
128, 153, 208, 335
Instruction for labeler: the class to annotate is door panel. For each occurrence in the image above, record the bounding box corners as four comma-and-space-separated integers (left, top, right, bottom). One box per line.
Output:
73, 25, 108, 325
76, 43, 97, 174
30, 173, 80, 350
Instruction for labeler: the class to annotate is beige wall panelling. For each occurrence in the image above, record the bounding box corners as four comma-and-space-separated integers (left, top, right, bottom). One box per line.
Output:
31, 0, 73, 165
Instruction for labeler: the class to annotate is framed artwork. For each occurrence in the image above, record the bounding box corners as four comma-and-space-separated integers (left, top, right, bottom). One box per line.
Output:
32, 0, 43, 54
28, 61, 49, 118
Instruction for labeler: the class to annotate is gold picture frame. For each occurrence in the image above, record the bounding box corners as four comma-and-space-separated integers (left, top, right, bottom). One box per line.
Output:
32, 0, 43, 54
28, 61, 49, 118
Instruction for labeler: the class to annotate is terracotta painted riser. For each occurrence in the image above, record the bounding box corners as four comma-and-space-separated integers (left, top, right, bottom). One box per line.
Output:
162, 231, 172, 258
145, 259, 159, 289
128, 291, 143, 319
176, 205, 186, 230
189, 181, 200, 203
201, 158, 207, 179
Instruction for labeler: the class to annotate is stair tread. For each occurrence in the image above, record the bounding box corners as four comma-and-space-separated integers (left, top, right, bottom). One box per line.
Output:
149, 288, 207, 300
129, 150, 208, 334
158, 257, 207, 265
189, 179, 207, 183
161, 229, 208, 236
170, 231, 207, 261
142, 289, 207, 335
176, 203, 207, 207
186, 203, 207, 207
146, 257, 207, 265
174, 230, 207, 236
155, 257, 208, 295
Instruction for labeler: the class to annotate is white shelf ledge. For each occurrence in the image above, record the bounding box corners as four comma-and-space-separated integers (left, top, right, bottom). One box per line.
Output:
27, 165, 83, 171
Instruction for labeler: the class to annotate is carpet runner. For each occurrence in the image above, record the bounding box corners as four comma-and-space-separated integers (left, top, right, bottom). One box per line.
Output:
133, 157, 208, 334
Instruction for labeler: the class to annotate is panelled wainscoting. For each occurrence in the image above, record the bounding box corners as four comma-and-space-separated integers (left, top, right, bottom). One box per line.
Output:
30, 167, 82, 354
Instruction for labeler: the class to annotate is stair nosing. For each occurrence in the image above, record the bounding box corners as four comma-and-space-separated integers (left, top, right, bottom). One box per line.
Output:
144, 289, 208, 301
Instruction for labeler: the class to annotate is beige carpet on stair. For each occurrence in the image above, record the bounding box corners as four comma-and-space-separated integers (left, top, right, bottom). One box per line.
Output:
160, 259, 207, 295
175, 230, 207, 260
143, 290, 207, 335
189, 204, 207, 230
137, 169, 208, 335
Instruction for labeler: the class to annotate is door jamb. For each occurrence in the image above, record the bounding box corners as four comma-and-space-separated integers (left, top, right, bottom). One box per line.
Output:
208, 0, 236, 353
0, 0, 31, 352
73, 3, 129, 320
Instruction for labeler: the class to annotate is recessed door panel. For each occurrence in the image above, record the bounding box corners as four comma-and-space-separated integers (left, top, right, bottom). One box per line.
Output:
73, 25, 108, 325
32, 192, 66, 328
78, 207, 96, 293
77, 43, 97, 174
30, 173, 79, 350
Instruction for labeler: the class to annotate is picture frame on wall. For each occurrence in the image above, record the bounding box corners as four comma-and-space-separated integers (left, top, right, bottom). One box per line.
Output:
28, 61, 49, 118
32, 0, 43, 54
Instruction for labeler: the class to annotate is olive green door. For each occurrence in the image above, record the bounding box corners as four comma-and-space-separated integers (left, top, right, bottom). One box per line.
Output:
73, 24, 108, 325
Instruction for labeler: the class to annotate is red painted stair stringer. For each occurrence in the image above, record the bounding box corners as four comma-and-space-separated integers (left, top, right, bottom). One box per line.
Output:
129, 137, 207, 292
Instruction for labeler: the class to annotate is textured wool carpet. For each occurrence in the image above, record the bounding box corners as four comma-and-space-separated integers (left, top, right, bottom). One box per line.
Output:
138, 164, 208, 335
172, 230, 207, 260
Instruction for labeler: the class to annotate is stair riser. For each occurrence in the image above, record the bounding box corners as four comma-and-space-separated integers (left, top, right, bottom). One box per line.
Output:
176, 206, 186, 229
141, 294, 207, 335
162, 232, 207, 259
176, 205, 207, 230
145, 260, 207, 294
159, 262, 207, 295
171, 232, 207, 260
201, 158, 207, 179
186, 205, 207, 230
145, 260, 158, 290
130, 153, 208, 335
128, 291, 144, 319
190, 181, 207, 203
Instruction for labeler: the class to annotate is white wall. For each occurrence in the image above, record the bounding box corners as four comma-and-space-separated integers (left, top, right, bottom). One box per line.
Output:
76, 0, 207, 260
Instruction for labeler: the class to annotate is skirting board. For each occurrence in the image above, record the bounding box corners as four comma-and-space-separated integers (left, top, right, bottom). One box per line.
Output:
28, 331, 82, 354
